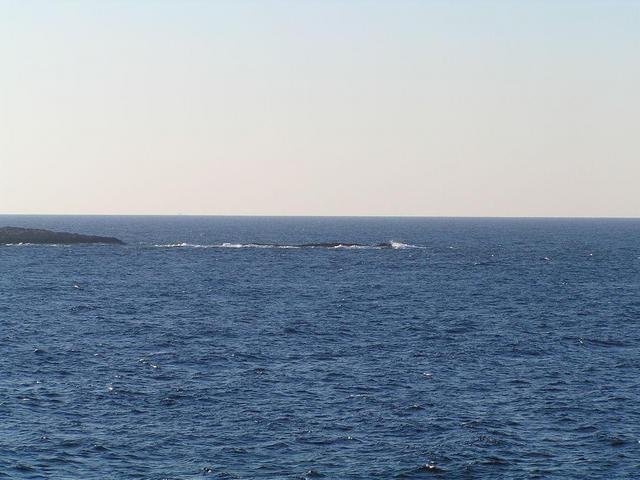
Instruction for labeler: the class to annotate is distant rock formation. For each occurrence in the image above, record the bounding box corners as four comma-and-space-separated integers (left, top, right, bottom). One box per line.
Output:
0, 226, 125, 245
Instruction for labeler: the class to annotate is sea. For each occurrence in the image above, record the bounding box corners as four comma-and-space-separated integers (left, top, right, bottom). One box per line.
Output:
1, 216, 639, 479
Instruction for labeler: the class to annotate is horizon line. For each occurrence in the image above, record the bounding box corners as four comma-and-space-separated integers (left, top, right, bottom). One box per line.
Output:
0, 213, 639, 220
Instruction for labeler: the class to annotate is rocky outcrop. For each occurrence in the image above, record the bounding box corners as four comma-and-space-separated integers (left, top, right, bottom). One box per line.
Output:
0, 226, 125, 245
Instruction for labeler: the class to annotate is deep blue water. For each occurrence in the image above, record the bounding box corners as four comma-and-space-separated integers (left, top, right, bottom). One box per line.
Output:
1, 216, 639, 479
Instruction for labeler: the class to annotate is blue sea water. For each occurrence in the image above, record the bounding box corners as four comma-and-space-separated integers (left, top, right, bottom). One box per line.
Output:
1, 216, 639, 479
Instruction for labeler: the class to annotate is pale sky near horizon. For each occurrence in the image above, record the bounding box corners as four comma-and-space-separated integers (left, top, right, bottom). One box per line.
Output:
1, 0, 638, 216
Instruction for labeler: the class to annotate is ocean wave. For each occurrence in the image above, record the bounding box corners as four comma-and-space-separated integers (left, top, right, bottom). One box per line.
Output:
388, 241, 423, 249
154, 243, 198, 248
153, 242, 300, 249
153, 241, 423, 250
219, 243, 300, 249
1, 243, 68, 247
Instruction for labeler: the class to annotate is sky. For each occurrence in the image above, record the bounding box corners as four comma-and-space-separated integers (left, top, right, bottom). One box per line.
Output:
1, 0, 638, 217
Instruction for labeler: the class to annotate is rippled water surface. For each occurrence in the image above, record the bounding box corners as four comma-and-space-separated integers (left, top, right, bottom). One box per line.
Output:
1, 216, 639, 479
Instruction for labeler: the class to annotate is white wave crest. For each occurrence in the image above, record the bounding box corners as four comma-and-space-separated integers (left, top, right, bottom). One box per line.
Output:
153, 242, 300, 249
389, 241, 423, 249
153, 241, 423, 250
219, 243, 299, 249
1, 243, 68, 247
154, 243, 203, 248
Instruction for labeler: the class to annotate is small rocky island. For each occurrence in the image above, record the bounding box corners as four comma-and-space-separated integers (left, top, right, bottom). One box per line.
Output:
0, 226, 125, 245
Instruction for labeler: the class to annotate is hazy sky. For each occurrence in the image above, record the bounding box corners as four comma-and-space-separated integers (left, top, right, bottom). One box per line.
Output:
1, 1, 638, 216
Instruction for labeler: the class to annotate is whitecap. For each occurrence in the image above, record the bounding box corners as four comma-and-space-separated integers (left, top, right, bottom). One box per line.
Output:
152, 241, 422, 250
389, 241, 424, 249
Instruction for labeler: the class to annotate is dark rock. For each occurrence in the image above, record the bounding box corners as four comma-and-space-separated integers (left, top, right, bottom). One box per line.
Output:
0, 226, 125, 245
